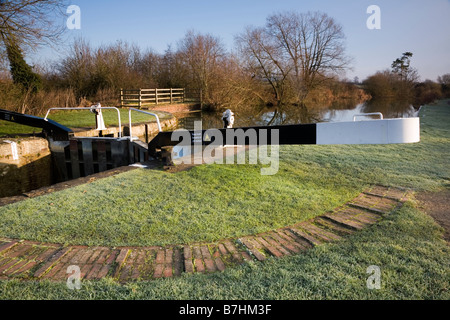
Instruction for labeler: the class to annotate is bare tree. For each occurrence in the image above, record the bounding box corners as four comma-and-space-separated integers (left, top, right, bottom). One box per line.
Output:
0, 0, 67, 50
268, 12, 349, 100
236, 11, 350, 104
235, 26, 291, 105
177, 30, 226, 103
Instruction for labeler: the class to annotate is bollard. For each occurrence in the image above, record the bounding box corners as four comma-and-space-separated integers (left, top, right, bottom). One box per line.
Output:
222, 109, 235, 129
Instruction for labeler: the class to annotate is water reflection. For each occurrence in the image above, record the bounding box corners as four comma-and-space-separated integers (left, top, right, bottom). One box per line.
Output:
176, 100, 419, 130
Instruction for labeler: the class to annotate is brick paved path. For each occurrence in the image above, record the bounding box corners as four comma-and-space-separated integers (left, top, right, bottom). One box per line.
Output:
0, 185, 412, 283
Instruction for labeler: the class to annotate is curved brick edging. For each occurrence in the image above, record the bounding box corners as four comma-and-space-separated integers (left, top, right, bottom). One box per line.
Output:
0, 185, 413, 283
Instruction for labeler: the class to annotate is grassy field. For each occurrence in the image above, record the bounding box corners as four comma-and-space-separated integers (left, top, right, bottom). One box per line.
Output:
0, 101, 448, 247
0, 108, 172, 137
0, 100, 448, 299
0, 202, 448, 300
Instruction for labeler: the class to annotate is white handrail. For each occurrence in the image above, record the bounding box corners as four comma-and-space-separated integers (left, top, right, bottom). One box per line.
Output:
353, 113, 384, 121
128, 108, 162, 140
44, 107, 122, 138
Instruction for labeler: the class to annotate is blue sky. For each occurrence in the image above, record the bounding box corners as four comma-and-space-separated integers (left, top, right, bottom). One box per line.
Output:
33, 0, 450, 81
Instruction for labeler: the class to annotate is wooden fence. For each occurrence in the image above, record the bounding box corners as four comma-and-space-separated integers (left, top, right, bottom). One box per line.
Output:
120, 88, 201, 108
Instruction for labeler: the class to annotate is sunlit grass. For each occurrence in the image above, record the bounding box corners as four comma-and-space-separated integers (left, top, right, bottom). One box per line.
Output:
0, 108, 172, 136
1, 202, 448, 300
0, 101, 448, 247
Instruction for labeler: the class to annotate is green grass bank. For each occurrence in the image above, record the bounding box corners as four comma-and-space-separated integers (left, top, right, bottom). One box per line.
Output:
0, 99, 448, 299
0, 101, 449, 247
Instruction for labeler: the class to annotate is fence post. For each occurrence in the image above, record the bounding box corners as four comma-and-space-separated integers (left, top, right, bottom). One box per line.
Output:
120, 88, 123, 108
170, 88, 173, 104
138, 89, 142, 108
199, 89, 203, 108
155, 88, 158, 105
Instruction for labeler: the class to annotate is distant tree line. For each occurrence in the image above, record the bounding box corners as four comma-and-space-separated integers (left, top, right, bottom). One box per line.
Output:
363, 52, 450, 106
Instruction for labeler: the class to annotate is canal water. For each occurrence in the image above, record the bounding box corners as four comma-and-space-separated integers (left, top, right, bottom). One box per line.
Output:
176, 100, 419, 130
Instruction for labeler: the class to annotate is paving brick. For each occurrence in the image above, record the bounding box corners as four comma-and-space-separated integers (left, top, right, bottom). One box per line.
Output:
13, 261, 37, 275
119, 264, 132, 282
86, 263, 103, 280
184, 259, 194, 273
70, 248, 89, 264
370, 186, 408, 201
45, 262, 70, 280
173, 248, 183, 277
97, 264, 112, 278
165, 248, 173, 264
104, 249, 119, 265
223, 240, 238, 254
0, 241, 18, 254
276, 230, 310, 251
115, 249, 129, 265
349, 203, 389, 215
350, 193, 399, 214
34, 247, 71, 278
0, 258, 19, 274
0, 257, 11, 267
290, 226, 322, 246
276, 230, 307, 249
133, 250, 147, 265
300, 223, 340, 242
183, 246, 192, 260
192, 246, 202, 259
309, 223, 341, 241
25, 246, 49, 260
95, 249, 109, 264
211, 249, 220, 259
365, 185, 389, 197
344, 209, 380, 224
255, 237, 285, 257
200, 246, 212, 259
163, 265, 173, 278
153, 264, 164, 278
155, 249, 165, 264
263, 234, 292, 256
86, 248, 103, 264
81, 264, 94, 279
322, 213, 365, 231
5, 244, 34, 259
79, 249, 96, 265
204, 259, 217, 272
314, 217, 354, 236
241, 252, 253, 261
25, 247, 48, 261
232, 253, 244, 263
130, 250, 151, 280
4, 259, 29, 276
239, 238, 266, 261
119, 249, 141, 281
218, 243, 228, 255
214, 257, 226, 271
269, 232, 301, 254
194, 259, 205, 273
335, 210, 373, 226
112, 249, 130, 279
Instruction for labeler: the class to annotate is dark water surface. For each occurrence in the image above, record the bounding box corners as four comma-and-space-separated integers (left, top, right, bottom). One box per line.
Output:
177, 100, 419, 130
